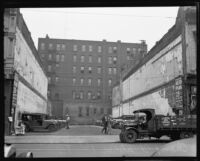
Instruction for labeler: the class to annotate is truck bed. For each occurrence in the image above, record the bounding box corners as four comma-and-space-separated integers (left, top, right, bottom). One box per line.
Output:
155, 115, 196, 130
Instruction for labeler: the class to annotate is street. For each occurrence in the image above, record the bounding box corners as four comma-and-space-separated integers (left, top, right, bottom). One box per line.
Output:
5, 125, 171, 157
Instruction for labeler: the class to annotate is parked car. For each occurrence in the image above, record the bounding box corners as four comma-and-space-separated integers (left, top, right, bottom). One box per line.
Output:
95, 120, 103, 126
21, 113, 58, 132
4, 143, 33, 158
152, 135, 196, 157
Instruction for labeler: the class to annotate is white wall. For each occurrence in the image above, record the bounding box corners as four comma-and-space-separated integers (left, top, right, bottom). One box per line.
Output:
112, 85, 121, 106
122, 35, 183, 101
17, 81, 47, 114
14, 27, 48, 99
185, 23, 196, 74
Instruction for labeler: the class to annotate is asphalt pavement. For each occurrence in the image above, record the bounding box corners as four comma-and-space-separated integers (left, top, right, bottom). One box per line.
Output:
4, 125, 171, 157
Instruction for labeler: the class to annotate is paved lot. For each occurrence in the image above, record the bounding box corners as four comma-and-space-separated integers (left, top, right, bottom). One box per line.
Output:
12, 142, 166, 157
25, 125, 121, 136
5, 125, 171, 157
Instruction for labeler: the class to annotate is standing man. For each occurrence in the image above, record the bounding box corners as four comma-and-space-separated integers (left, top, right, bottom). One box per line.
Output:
65, 114, 70, 129
101, 114, 108, 134
107, 115, 112, 134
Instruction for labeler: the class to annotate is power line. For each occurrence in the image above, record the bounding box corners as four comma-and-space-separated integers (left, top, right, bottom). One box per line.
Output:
20, 9, 176, 19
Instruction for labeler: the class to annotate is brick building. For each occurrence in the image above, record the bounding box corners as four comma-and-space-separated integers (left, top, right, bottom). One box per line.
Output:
38, 37, 147, 124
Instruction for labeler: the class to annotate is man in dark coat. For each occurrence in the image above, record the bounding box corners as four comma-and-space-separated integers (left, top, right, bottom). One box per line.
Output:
101, 114, 108, 134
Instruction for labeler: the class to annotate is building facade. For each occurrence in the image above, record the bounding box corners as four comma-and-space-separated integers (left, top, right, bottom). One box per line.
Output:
38, 37, 147, 124
4, 8, 48, 135
112, 7, 197, 117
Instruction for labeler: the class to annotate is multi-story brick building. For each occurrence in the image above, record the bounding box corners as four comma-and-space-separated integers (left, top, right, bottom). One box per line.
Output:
38, 37, 147, 124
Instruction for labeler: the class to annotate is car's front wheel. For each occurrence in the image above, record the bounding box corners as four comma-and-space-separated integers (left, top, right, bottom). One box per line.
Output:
48, 125, 56, 131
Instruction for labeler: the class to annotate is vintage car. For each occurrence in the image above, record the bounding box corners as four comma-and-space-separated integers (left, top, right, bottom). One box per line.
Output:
4, 143, 33, 158
21, 113, 58, 132
95, 120, 103, 126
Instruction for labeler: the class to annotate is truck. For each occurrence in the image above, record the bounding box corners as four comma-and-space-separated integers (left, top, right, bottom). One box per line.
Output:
21, 113, 58, 132
119, 108, 196, 143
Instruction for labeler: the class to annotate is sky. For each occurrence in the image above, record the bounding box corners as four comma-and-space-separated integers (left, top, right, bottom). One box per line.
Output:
20, 7, 180, 51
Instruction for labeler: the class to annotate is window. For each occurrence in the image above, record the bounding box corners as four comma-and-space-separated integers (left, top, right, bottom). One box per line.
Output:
93, 108, 97, 115
61, 55, 64, 62
41, 43, 45, 50
41, 54, 45, 58
98, 46, 102, 53
48, 77, 51, 84
87, 92, 92, 100
72, 91, 76, 99
73, 66, 76, 73
98, 57, 102, 63
80, 91, 84, 100
127, 55, 130, 60
81, 66, 84, 73
48, 65, 52, 72
48, 54, 52, 60
127, 48, 130, 53
108, 79, 112, 86
86, 107, 89, 116
56, 55, 60, 62
138, 48, 141, 53
108, 68, 112, 75
73, 45, 78, 51
97, 67, 102, 74
133, 48, 136, 54
89, 56, 92, 63
81, 56, 85, 62
88, 67, 92, 74
73, 55, 77, 62
55, 64, 59, 68
72, 78, 76, 85
97, 91, 101, 99
88, 78, 92, 86
108, 47, 112, 53
101, 108, 104, 114
113, 47, 117, 53
61, 44, 66, 51
82, 45, 86, 52
48, 43, 53, 50
108, 57, 112, 64
113, 68, 117, 75
55, 77, 59, 82
89, 45, 92, 52
79, 107, 82, 117
55, 93, 59, 99
80, 78, 84, 85
113, 57, 117, 64
97, 79, 101, 86
56, 44, 61, 51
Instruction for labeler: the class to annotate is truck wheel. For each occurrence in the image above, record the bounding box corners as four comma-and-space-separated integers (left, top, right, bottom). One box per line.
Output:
119, 132, 125, 143
48, 125, 56, 131
124, 130, 137, 143
180, 132, 193, 139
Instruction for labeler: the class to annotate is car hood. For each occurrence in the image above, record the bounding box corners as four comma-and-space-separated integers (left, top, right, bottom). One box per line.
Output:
152, 135, 196, 157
